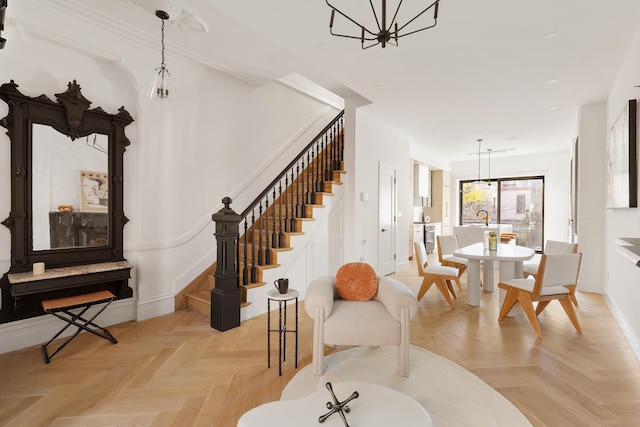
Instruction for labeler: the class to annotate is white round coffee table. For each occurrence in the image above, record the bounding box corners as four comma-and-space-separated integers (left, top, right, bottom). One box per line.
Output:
238, 381, 432, 427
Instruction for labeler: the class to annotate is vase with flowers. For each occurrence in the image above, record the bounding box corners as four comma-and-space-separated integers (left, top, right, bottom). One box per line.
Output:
488, 231, 498, 251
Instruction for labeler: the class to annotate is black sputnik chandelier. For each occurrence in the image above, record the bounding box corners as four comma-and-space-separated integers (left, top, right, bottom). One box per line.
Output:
326, 0, 440, 49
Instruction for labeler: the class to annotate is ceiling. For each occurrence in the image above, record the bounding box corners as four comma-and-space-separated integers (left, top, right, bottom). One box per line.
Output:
21, 0, 640, 162
201, 0, 640, 162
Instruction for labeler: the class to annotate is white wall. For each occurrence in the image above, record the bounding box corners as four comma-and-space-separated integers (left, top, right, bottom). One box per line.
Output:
347, 109, 412, 273
603, 25, 640, 351
409, 140, 452, 172
577, 103, 607, 293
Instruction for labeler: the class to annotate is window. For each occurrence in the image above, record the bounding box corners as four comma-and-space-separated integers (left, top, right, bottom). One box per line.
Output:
460, 177, 544, 251
516, 195, 526, 214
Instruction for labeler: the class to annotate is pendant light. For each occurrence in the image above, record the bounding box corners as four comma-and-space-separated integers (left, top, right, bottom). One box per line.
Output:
326, 0, 440, 49
474, 138, 485, 185
487, 148, 492, 186
148, 10, 176, 100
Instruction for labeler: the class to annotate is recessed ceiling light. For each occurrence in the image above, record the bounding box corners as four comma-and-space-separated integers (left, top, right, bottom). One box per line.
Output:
546, 79, 559, 85
316, 43, 331, 52
548, 106, 559, 111
542, 31, 559, 41
374, 85, 385, 90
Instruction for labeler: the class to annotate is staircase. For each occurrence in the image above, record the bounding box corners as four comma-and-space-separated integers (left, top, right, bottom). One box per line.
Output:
180, 111, 345, 317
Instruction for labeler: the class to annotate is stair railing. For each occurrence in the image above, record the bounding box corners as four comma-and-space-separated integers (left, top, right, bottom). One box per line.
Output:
239, 110, 343, 280
210, 110, 344, 330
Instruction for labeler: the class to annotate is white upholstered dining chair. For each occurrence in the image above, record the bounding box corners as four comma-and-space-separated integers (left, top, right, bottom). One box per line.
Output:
523, 240, 579, 306
436, 234, 467, 289
414, 241, 459, 309
499, 253, 582, 338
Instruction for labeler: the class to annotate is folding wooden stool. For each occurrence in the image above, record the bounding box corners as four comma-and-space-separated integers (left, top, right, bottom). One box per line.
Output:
41, 290, 117, 363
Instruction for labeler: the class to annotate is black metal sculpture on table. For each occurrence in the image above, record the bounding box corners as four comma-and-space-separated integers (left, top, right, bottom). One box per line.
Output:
318, 382, 359, 426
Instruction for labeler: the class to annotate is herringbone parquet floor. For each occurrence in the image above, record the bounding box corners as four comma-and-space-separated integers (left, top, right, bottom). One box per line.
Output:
1, 259, 639, 427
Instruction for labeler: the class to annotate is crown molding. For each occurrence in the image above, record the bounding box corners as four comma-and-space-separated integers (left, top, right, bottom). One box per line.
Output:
278, 73, 345, 110
36, 0, 258, 86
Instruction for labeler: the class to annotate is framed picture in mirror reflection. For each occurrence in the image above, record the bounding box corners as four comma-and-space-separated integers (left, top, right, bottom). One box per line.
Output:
80, 170, 109, 212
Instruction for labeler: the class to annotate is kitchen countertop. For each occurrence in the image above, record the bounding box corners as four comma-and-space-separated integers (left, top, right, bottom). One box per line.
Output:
614, 238, 640, 266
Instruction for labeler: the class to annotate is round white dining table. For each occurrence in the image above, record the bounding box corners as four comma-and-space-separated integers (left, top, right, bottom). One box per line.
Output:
453, 242, 535, 307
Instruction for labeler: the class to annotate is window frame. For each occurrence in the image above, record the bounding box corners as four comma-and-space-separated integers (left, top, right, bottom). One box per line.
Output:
458, 175, 545, 252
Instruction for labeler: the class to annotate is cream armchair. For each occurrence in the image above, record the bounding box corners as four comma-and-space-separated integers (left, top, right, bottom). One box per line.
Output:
304, 276, 419, 377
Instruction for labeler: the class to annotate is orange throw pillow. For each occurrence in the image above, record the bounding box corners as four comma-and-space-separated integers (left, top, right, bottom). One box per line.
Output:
335, 262, 378, 301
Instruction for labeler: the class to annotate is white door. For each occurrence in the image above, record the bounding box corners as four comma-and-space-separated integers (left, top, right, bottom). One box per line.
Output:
378, 162, 396, 275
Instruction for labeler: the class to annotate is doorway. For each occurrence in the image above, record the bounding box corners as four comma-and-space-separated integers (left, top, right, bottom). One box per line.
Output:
378, 162, 397, 275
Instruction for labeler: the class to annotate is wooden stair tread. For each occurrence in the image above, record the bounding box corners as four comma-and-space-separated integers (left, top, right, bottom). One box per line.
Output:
190, 289, 210, 300
254, 263, 280, 270
185, 290, 211, 316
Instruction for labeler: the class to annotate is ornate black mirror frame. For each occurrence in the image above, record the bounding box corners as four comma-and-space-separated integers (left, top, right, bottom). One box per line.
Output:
0, 80, 134, 322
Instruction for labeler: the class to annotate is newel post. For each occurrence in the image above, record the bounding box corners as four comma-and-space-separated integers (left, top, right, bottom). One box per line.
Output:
210, 197, 241, 331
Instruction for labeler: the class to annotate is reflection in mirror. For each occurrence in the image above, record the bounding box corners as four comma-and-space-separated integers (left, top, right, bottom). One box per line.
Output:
32, 124, 109, 251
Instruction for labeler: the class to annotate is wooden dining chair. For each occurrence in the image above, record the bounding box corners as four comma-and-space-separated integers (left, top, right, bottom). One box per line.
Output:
523, 240, 579, 306
498, 253, 582, 338
500, 232, 518, 244
436, 234, 466, 290
414, 241, 459, 309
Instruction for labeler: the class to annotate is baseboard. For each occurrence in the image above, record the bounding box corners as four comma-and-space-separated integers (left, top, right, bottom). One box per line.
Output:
576, 279, 603, 293
0, 299, 135, 355
136, 293, 175, 321
396, 260, 410, 273
604, 294, 640, 363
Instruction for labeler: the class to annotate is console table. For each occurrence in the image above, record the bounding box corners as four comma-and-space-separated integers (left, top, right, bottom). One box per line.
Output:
238, 382, 432, 427
5, 261, 133, 316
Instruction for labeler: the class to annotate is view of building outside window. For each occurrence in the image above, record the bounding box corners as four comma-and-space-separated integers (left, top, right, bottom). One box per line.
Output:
460, 177, 544, 251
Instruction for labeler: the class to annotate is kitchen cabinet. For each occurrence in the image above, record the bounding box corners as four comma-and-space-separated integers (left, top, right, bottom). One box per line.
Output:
414, 164, 431, 203
409, 223, 424, 260
413, 224, 424, 245
424, 170, 451, 234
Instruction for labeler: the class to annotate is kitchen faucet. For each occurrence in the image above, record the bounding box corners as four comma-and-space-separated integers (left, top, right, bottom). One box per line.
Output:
477, 209, 489, 226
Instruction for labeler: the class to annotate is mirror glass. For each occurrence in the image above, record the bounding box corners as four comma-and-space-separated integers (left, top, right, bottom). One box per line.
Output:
32, 123, 109, 251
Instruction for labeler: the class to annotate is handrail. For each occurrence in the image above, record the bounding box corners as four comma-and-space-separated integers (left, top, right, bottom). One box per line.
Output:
240, 110, 344, 219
